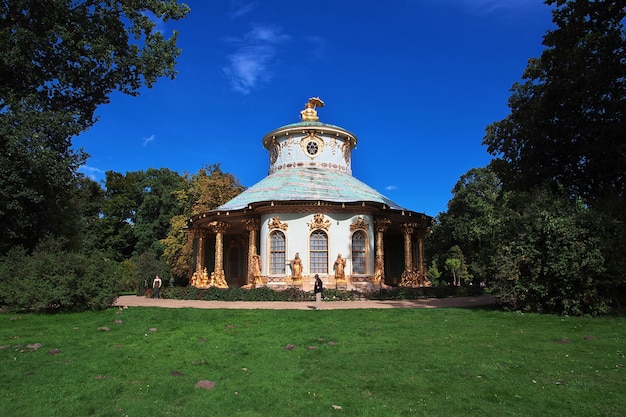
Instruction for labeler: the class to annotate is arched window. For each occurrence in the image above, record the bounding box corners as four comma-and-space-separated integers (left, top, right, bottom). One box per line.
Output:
310, 230, 328, 274
351, 230, 367, 274
269, 231, 286, 274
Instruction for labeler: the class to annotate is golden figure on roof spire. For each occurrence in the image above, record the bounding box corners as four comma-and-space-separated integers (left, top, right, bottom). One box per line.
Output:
300, 97, 325, 121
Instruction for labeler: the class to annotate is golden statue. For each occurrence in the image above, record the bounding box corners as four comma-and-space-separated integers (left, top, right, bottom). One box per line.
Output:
334, 254, 346, 281
300, 97, 324, 121
290, 252, 303, 280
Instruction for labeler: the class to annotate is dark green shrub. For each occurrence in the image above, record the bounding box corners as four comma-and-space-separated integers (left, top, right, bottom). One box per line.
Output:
488, 189, 611, 316
157, 284, 482, 303
369, 285, 483, 300
0, 245, 120, 313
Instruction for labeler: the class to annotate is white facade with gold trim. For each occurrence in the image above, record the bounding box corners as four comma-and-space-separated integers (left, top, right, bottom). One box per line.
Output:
188, 98, 432, 292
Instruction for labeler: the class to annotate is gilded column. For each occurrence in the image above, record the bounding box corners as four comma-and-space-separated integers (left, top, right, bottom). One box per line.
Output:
195, 229, 208, 274
399, 223, 419, 287
373, 218, 391, 285
209, 221, 230, 288
242, 218, 261, 287
416, 228, 431, 287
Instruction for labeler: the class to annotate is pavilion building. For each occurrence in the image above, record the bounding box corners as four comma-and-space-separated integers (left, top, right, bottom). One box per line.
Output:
187, 98, 432, 292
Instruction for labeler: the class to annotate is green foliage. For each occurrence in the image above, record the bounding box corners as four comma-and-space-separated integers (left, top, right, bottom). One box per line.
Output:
162, 164, 245, 279
428, 167, 502, 283
0, 1, 189, 254
159, 286, 313, 302
118, 258, 139, 293
97, 170, 144, 260
483, 0, 626, 214
426, 259, 443, 286
444, 257, 461, 283
133, 168, 186, 256
488, 187, 610, 315
155, 285, 482, 302
429, 1, 626, 315
370, 285, 483, 300
0, 243, 120, 313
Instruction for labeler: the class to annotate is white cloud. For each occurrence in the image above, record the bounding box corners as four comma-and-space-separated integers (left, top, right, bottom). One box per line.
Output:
432, 0, 539, 15
229, 0, 256, 19
143, 134, 156, 147
79, 165, 105, 181
223, 25, 290, 94
385, 185, 398, 191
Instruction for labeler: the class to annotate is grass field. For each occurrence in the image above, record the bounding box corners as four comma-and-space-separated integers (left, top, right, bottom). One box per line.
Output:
1, 305, 624, 416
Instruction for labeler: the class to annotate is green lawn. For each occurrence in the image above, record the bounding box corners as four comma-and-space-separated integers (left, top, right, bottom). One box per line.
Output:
1, 305, 624, 416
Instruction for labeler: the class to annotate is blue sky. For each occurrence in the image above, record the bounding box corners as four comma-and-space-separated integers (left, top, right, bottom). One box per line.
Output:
74, 0, 554, 216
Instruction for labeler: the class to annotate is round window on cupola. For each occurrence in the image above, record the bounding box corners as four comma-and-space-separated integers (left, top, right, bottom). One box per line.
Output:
300, 133, 324, 158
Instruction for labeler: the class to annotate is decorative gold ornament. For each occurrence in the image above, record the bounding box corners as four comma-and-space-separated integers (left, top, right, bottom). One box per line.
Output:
342, 142, 351, 164
268, 217, 288, 231
308, 213, 331, 231
350, 216, 369, 232
300, 97, 324, 121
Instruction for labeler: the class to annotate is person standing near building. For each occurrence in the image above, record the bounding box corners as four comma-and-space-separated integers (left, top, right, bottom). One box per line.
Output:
152, 275, 162, 299
314, 274, 323, 310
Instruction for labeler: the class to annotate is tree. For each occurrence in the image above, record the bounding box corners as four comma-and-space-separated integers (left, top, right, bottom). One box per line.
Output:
427, 167, 502, 284
133, 168, 185, 256
478, 0, 626, 313
72, 175, 106, 253
97, 170, 145, 260
0, 0, 190, 253
162, 165, 245, 280
483, 0, 626, 215
444, 258, 461, 286
487, 186, 609, 315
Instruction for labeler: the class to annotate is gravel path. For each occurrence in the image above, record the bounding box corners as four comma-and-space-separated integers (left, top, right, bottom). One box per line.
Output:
114, 294, 497, 310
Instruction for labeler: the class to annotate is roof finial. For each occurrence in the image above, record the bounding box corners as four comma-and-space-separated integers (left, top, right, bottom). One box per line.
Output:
300, 97, 325, 121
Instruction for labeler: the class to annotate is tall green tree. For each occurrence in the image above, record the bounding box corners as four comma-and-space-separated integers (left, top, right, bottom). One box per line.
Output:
162, 165, 245, 280
478, 0, 626, 313
483, 0, 626, 215
134, 168, 185, 257
427, 167, 502, 283
0, 0, 189, 253
487, 186, 609, 315
99, 170, 145, 260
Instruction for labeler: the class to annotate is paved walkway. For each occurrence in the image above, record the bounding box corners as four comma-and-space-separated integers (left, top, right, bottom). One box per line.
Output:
114, 294, 497, 310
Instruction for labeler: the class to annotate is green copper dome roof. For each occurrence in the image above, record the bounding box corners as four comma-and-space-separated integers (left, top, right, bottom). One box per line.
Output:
214, 167, 404, 211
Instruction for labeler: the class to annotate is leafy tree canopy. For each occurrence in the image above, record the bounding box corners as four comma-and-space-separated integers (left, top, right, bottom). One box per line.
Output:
163, 164, 246, 280
483, 0, 626, 214
0, 0, 190, 253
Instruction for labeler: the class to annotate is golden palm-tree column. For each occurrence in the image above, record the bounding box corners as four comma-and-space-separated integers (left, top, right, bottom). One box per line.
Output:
399, 222, 420, 287
195, 229, 208, 275
373, 218, 391, 285
416, 228, 431, 286
242, 218, 261, 287
209, 221, 230, 288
